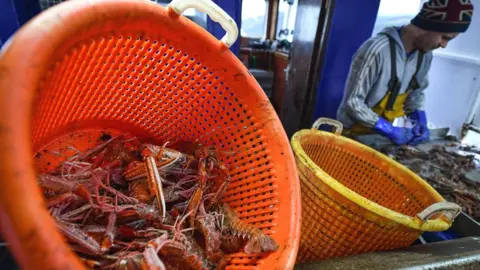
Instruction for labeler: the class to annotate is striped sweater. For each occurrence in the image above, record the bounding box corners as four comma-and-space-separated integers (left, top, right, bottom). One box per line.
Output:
337, 27, 433, 128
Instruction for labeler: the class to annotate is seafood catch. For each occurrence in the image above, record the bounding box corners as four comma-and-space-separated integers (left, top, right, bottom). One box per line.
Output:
37, 133, 278, 269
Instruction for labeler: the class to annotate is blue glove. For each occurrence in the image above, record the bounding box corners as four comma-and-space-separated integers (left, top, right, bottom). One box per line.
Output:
409, 110, 430, 145
373, 117, 414, 145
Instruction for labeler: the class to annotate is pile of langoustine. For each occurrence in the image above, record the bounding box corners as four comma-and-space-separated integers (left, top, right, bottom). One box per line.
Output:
38, 134, 278, 269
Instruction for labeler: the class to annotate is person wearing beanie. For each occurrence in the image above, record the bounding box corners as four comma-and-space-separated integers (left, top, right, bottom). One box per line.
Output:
337, 0, 474, 145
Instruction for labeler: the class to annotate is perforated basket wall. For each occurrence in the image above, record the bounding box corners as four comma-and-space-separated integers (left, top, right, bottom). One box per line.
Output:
0, 1, 300, 269
292, 130, 444, 263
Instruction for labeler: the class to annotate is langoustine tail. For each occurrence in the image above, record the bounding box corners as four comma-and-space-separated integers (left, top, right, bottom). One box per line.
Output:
244, 233, 279, 254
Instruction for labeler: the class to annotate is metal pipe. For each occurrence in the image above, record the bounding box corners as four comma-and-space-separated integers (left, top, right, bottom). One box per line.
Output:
465, 78, 480, 125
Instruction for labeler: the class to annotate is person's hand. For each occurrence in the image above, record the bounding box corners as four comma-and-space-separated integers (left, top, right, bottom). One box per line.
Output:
409, 110, 430, 145
373, 117, 415, 145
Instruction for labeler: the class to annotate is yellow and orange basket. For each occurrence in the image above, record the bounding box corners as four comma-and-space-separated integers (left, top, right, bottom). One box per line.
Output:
0, 0, 300, 269
292, 118, 461, 263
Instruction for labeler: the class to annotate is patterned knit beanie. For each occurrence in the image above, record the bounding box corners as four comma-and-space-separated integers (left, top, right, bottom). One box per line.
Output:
411, 0, 474, 33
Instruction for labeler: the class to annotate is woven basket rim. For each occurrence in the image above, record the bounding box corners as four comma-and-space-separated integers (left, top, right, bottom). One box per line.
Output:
291, 128, 450, 231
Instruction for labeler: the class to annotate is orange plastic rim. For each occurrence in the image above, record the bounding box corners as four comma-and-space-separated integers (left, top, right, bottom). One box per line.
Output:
0, 1, 301, 269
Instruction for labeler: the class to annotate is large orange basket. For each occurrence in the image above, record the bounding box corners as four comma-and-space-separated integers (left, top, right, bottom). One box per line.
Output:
291, 118, 462, 263
0, 0, 301, 269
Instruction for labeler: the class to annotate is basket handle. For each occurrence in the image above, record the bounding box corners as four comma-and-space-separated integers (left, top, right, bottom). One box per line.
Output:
416, 202, 462, 223
168, 0, 239, 48
312, 118, 343, 135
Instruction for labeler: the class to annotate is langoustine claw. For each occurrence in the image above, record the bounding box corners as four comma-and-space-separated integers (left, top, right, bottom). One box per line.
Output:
144, 156, 167, 222
101, 212, 117, 253
54, 218, 102, 255
38, 174, 93, 206
143, 233, 170, 270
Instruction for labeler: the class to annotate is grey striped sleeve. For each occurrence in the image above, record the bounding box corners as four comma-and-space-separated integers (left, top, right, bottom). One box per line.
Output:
344, 37, 388, 128
405, 55, 432, 114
